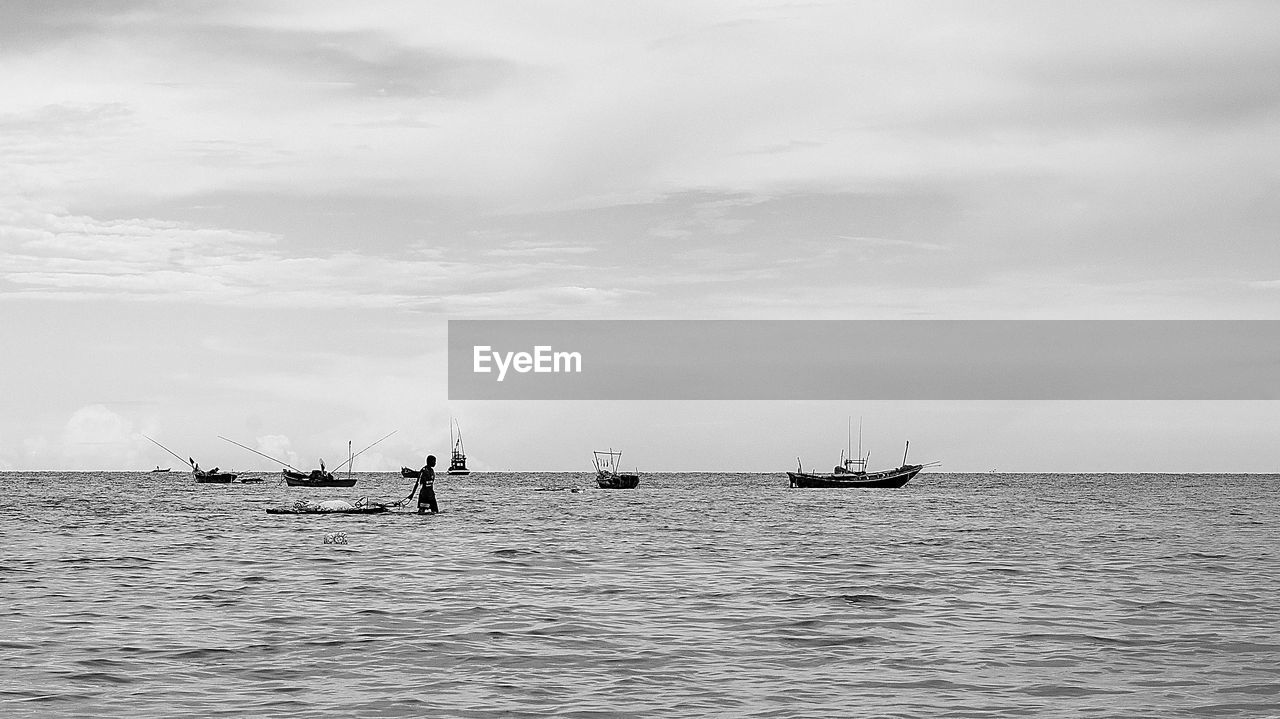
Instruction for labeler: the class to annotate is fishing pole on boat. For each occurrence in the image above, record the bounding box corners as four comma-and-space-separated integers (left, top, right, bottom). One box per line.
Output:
217, 435, 303, 473
142, 435, 195, 470
329, 430, 398, 473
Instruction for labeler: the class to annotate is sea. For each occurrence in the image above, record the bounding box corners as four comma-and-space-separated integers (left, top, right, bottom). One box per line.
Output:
1, 471, 1277, 718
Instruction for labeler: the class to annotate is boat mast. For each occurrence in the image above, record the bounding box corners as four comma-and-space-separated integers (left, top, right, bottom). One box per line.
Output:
330, 430, 398, 473
847, 417, 852, 468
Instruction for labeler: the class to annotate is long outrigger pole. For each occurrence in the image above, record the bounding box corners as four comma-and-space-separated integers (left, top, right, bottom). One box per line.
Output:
218, 435, 302, 472
329, 430, 397, 473
142, 435, 195, 470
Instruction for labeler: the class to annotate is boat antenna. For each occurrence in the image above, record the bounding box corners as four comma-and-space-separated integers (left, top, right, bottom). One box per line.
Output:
330, 429, 398, 473
142, 435, 195, 469
218, 435, 302, 472
858, 417, 863, 463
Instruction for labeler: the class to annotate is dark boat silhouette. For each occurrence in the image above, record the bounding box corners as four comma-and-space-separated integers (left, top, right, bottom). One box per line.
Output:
282, 467, 355, 487
594, 449, 639, 489
787, 422, 933, 488
446, 419, 471, 476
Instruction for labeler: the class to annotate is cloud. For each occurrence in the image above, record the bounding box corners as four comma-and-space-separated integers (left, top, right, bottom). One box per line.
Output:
253, 434, 299, 470
836, 235, 949, 253
65, 404, 133, 445
0, 201, 575, 309
53, 404, 145, 469
484, 239, 598, 257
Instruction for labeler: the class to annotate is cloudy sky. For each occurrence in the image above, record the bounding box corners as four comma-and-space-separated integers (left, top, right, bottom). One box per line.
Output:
3, 1, 1279, 472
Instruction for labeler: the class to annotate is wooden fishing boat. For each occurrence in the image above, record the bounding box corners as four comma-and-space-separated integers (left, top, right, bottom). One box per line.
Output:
149, 466, 171, 473
220, 431, 396, 489
594, 450, 639, 489
447, 419, 471, 475
282, 469, 357, 487
141, 436, 239, 484
191, 457, 236, 483
788, 425, 930, 488
194, 468, 237, 483
787, 463, 923, 488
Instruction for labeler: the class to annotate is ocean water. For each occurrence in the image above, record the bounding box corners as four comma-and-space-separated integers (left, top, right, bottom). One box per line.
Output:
1, 471, 1277, 718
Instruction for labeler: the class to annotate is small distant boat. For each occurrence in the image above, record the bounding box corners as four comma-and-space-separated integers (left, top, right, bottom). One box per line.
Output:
787, 422, 930, 488
594, 449, 639, 489
149, 466, 171, 473
447, 419, 471, 475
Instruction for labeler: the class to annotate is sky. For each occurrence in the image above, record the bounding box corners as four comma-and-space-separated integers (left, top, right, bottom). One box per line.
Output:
2, 1, 1280, 472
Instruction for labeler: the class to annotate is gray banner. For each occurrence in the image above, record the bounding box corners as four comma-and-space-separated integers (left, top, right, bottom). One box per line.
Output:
447, 320, 1280, 400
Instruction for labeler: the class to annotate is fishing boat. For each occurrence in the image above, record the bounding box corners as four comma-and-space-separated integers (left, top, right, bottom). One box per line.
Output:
787, 421, 930, 488
142, 435, 238, 483
282, 468, 355, 487
220, 431, 396, 489
190, 456, 237, 483
193, 463, 237, 484
447, 419, 471, 475
787, 460, 923, 488
149, 466, 170, 473
594, 449, 640, 489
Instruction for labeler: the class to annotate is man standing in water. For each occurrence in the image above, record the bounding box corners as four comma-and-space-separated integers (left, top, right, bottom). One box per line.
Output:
405, 454, 438, 514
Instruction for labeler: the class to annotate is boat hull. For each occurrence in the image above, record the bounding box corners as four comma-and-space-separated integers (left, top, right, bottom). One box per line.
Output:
194, 472, 236, 483
282, 470, 357, 487
597, 473, 640, 489
447, 467, 470, 476
787, 464, 922, 488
